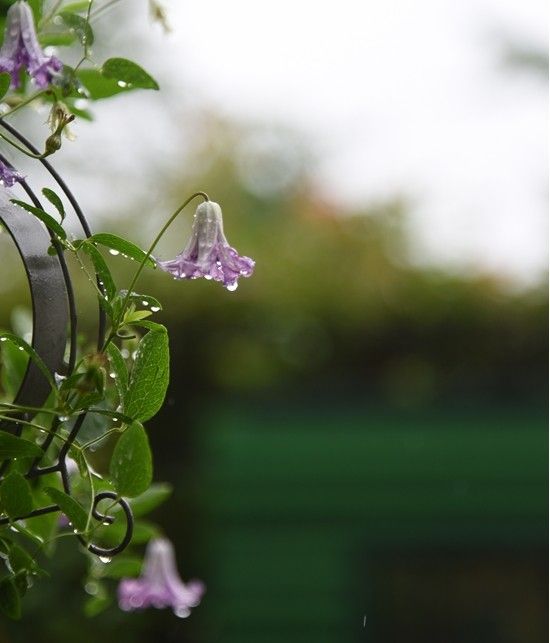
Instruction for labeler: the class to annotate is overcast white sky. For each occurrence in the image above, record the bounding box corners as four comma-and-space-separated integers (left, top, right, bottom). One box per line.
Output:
50, 0, 547, 285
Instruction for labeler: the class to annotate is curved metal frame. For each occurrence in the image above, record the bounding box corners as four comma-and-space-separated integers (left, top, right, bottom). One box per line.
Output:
0, 121, 133, 556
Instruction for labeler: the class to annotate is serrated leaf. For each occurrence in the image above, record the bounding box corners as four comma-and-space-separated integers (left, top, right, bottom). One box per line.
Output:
102, 58, 159, 90
0, 433, 43, 460
44, 487, 88, 533
59, 12, 94, 46
0, 72, 11, 100
10, 199, 66, 240
41, 188, 65, 221
0, 472, 33, 519
87, 233, 155, 267
0, 578, 21, 619
110, 422, 152, 497
124, 327, 169, 422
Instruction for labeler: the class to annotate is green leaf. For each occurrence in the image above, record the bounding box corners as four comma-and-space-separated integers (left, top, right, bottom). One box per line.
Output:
7, 543, 39, 576
119, 291, 162, 313
0, 333, 57, 394
0, 578, 21, 620
27, 0, 43, 22
62, 1, 91, 12
102, 58, 159, 90
84, 593, 112, 617
123, 309, 152, 323
41, 188, 65, 221
0, 72, 11, 101
59, 12, 94, 47
10, 200, 67, 240
110, 422, 152, 497
97, 555, 142, 579
87, 233, 155, 267
0, 433, 43, 460
76, 69, 129, 100
39, 31, 77, 47
127, 482, 172, 518
106, 344, 128, 401
79, 241, 116, 301
0, 336, 29, 398
44, 487, 88, 533
124, 327, 169, 422
0, 472, 33, 519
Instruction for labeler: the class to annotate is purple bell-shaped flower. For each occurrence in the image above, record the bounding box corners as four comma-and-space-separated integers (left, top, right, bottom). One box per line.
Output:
0, 1, 62, 88
118, 538, 205, 618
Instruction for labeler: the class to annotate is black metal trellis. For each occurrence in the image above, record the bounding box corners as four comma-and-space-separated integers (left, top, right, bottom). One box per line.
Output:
0, 120, 133, 557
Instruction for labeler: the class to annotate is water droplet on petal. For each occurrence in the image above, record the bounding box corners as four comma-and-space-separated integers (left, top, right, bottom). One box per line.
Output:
174, 607, 191, 618
226, 282, 238, 292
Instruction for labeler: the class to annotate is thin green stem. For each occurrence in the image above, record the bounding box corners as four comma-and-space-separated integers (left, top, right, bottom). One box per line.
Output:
2, 90, 48, 118
91, 0, 124, 20
80, 427, 122, 451
0, 414, 66, 445
0, 402, 61, 416
0, 132, 48, 159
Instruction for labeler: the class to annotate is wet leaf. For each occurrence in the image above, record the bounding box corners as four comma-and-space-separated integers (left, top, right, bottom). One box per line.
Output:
110, 422, 152, 497
0, 472, 33, 519
102, 58, 159, 90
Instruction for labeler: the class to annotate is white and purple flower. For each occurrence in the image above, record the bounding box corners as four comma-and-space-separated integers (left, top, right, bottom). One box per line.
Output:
0, 160, 23, 187
118, 538, 205, 618
0, 0, 62, 89
157, 200, 255, 291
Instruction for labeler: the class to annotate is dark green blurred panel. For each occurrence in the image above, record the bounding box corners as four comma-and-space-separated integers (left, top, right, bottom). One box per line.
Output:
196, 405, 547, 643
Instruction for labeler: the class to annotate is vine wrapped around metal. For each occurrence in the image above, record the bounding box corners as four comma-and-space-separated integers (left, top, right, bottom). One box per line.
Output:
0, 119, 133, 557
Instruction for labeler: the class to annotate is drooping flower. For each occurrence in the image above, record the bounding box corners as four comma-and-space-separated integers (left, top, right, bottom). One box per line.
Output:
118, 538, 205, 618
157, 200, 255, 291
0, 1, 63, 89
0, 160, 23, 187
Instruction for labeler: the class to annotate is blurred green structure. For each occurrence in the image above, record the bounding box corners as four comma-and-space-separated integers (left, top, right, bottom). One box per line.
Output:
195, 403, 547, 643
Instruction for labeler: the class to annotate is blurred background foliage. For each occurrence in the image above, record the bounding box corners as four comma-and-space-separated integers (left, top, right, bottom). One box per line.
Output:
0, 1, 548, 642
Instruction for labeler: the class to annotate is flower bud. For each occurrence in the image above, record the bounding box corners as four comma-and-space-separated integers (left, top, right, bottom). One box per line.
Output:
44, 133, 62, 156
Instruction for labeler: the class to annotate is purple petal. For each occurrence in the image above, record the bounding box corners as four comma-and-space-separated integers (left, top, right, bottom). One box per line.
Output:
117, 538, 205, 617
0, 1, 63, 89
0, 161, 23, 187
